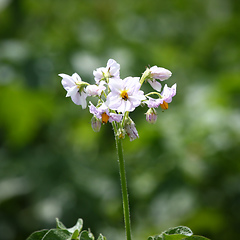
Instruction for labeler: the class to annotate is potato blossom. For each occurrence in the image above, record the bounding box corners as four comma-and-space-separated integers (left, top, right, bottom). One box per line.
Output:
107, 77, 146, 114
59, 58, 176, 141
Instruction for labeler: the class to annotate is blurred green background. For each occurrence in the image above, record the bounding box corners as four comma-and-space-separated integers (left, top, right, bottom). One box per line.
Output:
0, 0, 240, 240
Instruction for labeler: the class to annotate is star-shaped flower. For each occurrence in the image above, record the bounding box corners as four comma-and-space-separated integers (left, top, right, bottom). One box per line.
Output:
107, 77, 146, 113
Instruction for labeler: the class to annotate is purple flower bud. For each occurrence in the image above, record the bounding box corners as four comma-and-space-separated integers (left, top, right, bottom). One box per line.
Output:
91, 117, 101, 132
124, 118, 139, 141
146, 108, 157, 124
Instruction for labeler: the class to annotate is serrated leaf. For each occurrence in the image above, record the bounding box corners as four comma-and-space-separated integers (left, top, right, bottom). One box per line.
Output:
42, 229, 72, 240
97, 233, 107, 240
80, 230, 95, 240
26, 230, 49, 240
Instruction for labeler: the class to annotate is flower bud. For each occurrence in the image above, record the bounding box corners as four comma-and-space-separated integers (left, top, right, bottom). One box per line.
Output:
145, 108, 157, 124
91, 117, 101, 132
124, 118, 139, 141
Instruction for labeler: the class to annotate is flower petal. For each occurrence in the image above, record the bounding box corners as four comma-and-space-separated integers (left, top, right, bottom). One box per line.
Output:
148, 79, 162, 92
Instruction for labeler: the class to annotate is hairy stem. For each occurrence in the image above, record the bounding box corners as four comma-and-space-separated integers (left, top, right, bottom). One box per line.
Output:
113, 122, 132, 240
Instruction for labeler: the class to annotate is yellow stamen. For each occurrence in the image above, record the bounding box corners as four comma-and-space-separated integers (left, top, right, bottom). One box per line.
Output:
101, 112, 110, 123
160, 101, 168, 110
120, 90, 129, 101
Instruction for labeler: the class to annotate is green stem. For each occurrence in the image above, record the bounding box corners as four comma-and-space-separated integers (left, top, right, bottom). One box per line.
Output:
113, 123, 132, 240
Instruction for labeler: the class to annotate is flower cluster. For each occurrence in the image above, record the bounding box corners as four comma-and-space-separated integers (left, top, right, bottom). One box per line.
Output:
59, 59, 176, 141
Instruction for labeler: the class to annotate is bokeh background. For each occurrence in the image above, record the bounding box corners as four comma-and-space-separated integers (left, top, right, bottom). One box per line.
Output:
0, 0, 240, 240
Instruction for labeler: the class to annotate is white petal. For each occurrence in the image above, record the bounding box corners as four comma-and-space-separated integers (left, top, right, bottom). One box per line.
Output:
66, 86, 79, 97
148, 79, 162, 92
60, 75, 76, 89
72, 73, 82, 82
150, 66, 172, 81
109, 78, 122, 93
117, 100, 127, 113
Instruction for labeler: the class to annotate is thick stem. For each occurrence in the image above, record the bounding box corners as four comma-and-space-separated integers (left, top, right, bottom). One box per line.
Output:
114, 125, 132, 240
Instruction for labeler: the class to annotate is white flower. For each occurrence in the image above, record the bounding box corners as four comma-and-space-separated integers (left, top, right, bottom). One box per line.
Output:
86, 81, 106, 96
93, 59, 120, 84
147, 66, 172, 92
59, 73, 88, 108
107, 77, 146, 113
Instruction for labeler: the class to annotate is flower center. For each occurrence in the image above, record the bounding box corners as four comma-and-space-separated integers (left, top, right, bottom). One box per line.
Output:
101, 112, 110, 123
160, 101, 168, 110
120, 90, 129, 101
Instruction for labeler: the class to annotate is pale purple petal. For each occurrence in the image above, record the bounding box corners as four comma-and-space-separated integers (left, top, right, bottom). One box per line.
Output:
146, 97, 162, 108
161, 83, 177, 103
109, 113, 122, 123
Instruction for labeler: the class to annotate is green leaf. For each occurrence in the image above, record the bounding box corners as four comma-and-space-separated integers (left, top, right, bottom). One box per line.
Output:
183, 236, 210, 240
42, 229, 72, 240
162, 226, 193, 236
148, 226, 193, 240
26, 230, 49, 240
56, 218, 83, 239
56, 218, 67, 230
67, 219, 83, 235
80, 230, 95, 240
148, 235, 163, 240
163, 233, 188, 240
